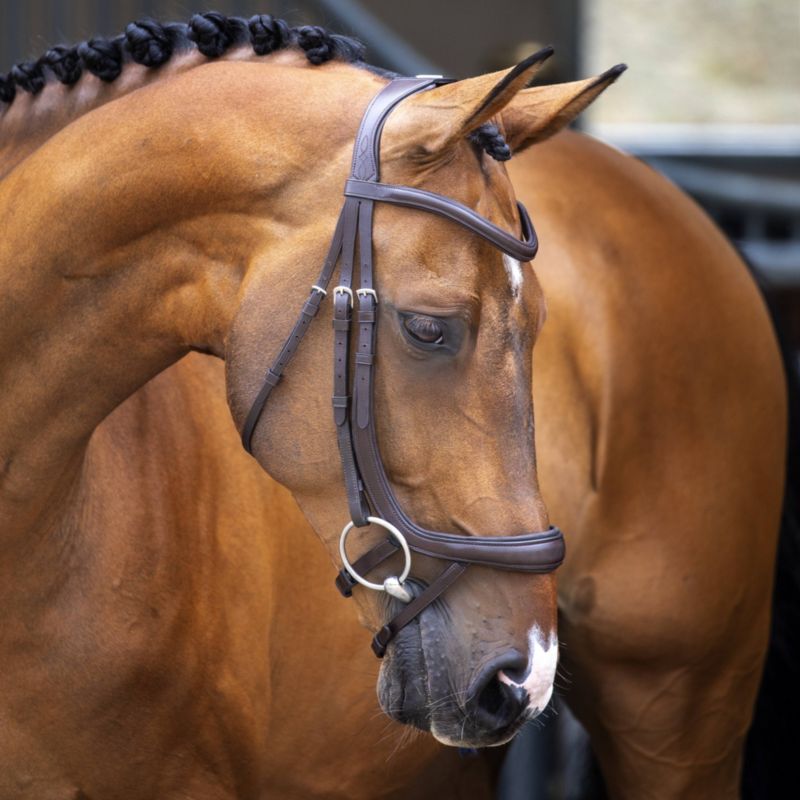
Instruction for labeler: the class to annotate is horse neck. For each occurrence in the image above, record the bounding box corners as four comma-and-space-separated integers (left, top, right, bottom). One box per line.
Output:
0, 56, 376, 540
0, 47, 268, 179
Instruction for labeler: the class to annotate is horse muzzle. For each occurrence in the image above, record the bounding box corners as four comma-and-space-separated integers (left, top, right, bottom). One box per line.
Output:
376, 605, 550, 747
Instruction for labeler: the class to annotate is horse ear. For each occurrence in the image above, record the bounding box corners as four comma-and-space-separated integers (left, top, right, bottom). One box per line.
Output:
395, 47, 555, 157
499, 64, 627, 153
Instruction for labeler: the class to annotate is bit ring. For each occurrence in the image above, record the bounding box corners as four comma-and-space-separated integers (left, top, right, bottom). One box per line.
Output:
339, 516, 412, 599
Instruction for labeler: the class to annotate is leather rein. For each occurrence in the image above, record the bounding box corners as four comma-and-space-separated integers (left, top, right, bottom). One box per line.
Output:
241, 77, 565, 658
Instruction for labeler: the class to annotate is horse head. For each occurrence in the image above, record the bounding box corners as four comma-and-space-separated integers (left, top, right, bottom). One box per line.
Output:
226, 52, 621, 748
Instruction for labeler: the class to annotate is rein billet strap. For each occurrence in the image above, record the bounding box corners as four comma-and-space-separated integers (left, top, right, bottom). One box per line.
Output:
241, 76, 565, 658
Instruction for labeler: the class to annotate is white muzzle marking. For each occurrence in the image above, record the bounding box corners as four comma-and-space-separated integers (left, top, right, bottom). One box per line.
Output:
498, 626, 558, 715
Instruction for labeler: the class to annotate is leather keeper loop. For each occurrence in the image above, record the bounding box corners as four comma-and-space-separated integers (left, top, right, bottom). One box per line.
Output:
355, 353, 374, 365
332, 395, 349, 408
332, 318, 351, 331
264, 369, 281, 388
301, 300, 319, 319
358, 310, 376, 323
335, 569, 357, 597
372, 626, 393, 658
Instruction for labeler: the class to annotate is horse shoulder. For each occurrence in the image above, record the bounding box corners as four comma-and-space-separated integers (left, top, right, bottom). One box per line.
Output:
0, 354, 281, 796
507, 129, 786, 796
510, 130, 785, 650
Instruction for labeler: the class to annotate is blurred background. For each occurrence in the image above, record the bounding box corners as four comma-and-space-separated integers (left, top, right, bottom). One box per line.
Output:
1, 1, 796, 797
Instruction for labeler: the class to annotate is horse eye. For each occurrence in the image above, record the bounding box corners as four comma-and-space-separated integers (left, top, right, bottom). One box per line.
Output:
403, 314, 445, 345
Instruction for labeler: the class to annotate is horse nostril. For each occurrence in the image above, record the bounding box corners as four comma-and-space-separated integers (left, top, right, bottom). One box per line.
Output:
470, 672, 528, 733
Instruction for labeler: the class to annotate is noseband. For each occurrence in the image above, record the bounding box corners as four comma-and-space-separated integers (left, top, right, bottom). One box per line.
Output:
242, 77, 565, 657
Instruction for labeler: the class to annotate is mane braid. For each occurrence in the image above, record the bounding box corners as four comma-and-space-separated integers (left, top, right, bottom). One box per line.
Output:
469, 123, 512, 162
0, 10, 510, 161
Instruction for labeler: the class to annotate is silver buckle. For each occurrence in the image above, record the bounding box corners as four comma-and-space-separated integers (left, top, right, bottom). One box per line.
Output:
333, 286, 354, 305
311, 284, 327, 296
356, 288, 378, 303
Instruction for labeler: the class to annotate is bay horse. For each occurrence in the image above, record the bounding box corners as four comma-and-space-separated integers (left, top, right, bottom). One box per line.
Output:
0, 12, 790, 800
0, 12, 623, 800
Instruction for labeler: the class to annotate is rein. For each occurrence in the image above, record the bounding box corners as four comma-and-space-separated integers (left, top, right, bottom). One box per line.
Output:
241, 77, 565, 658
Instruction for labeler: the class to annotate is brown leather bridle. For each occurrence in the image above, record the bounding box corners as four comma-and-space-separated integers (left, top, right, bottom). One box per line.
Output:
242, 77, 565, 658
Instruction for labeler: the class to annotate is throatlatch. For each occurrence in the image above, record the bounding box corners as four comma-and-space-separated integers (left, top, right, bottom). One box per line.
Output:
241, 77, 565, 658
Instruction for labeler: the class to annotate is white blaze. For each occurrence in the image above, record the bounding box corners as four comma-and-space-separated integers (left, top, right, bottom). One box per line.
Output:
498, 626, 558, 715
502, 254, 524, 298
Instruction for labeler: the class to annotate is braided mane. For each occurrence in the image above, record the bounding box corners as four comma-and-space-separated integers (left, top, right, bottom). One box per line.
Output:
0, 11, 510, 161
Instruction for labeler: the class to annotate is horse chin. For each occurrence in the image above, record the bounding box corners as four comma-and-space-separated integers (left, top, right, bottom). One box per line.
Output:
430, 717, 527, 749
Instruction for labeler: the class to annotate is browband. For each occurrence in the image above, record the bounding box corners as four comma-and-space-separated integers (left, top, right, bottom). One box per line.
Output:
242, 76, 565, 658
344, 180, 538, 262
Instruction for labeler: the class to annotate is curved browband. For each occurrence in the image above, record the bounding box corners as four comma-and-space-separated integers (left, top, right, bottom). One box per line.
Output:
242, 77, 565, 657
